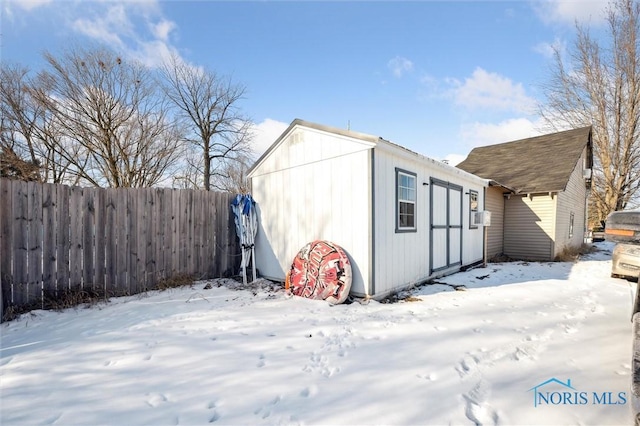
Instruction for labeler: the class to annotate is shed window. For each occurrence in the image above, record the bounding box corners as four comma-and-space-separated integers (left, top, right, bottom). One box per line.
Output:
396, 169, 416, 232
469, 190, 479, 229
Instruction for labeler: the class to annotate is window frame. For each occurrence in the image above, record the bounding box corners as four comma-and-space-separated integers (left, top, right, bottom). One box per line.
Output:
569, 212, 574, 238
395, 168, 417, 233
469, 190, 479, 229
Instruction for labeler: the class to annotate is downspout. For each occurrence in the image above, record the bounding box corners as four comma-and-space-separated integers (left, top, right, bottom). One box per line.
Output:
483, 186, 487, 268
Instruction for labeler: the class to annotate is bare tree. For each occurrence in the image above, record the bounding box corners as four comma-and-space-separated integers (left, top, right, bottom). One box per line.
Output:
160, 54, 253, 191
0, 65, 43, 181
33, 46, 184, 188
539, 0, 640, 222
1, 64, 85, 184
210, 152, 253, 193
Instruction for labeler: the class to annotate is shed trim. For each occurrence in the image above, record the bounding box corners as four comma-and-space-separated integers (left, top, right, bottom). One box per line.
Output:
369, 149, 376, 297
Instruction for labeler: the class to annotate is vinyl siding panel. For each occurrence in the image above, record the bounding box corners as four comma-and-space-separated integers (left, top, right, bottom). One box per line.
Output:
373, 146, 486, 297
485, 186, 505, 259
504, 194, 556, 261
555, 149, 589, 255
251, 128, 372, 296
251, 122, 487, 299
251, 126, 375, 177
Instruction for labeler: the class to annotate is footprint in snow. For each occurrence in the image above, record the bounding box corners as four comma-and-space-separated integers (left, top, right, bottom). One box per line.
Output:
254, 395, 282, 419
300, 385, 318, 397
207, 401, 221, 423
146, 392, 169, 407
416, 373, 438, 381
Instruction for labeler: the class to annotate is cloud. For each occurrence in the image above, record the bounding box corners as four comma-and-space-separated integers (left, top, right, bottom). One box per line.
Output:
152, 19, 175, 42
72, 4, 132, 50
449, 67, 536, 114
532, 0, 608, 26
250, 118, 290, 159
70, 1, 181, 68
387, 56, 414, 78
12, 0, 52, 11
533, 37, 567, 59
459, 117, 544, 149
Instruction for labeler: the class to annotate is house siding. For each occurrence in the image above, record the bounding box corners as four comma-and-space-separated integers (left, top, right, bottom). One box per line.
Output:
373, 144, 486, 297
485, 186, 505, 259
504, 194, 556, 261
555, 149, 589, 255
250, 126, 373, 296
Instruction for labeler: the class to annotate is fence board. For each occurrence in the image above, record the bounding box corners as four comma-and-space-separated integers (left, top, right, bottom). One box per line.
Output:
129, 189, 140, 295
155, 188, 167, 283
218, 191, 227, 278
1, 179, 240, 320
223, 192, 230, 276
187, 190, 195, 275
56, 185, 70, 293
162, 189, 173, 281
178, 190, 188, 275
145, 189, 155, 288
170, 189, 178, 276
200, 191, 210, 278
12, 181, 28, 307
1, 179, 13, 315
27, 182, 43, 306
210, 191, 219, 278
105, 189, 117, 295
83, 188, 95, 293
214, 193, 223, 277
94, 189, 106, 295
116, 189, 128, 295
193, 190, 202, 278
69, 186, 83, 290
42, 184, 57, 296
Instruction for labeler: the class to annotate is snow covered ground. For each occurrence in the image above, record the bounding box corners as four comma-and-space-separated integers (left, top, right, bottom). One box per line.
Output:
0, 242, 636, 425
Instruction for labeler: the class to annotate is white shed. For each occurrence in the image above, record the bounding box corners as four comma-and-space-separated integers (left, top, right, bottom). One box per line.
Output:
247, 119, 489, 299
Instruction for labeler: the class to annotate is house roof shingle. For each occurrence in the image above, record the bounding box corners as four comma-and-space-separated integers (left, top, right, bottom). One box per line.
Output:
456, 126, 592, 194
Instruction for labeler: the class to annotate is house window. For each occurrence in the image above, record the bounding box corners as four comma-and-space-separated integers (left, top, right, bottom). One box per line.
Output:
569, 212, 574, 238
469, 190, 479, 229
396, 168, 416, 232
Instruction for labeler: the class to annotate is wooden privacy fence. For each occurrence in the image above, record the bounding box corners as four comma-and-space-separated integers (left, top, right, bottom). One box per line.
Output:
0, 179, 240, 320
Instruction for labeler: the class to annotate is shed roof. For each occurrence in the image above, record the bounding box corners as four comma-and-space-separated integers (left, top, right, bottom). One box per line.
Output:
456, 126, 592, 194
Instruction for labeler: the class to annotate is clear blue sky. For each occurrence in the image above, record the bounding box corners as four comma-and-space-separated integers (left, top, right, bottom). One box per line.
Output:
1, 0, 611, 164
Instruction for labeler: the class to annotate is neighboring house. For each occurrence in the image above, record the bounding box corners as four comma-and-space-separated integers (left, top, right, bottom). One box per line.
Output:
248, 119, 489, 299
457, 127, 593, 261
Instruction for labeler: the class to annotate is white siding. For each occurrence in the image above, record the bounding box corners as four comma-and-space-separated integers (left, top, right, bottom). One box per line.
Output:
373, 145, 486, 297
555, 149, 589, 255
485, 186, 505, 259
250, 122, 488, 299
504, 194, 556, 261
251, 127, 372, 296
252, 126, 375, 176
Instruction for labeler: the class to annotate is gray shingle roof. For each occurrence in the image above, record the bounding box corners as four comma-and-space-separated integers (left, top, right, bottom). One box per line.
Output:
456, 126, 592, 194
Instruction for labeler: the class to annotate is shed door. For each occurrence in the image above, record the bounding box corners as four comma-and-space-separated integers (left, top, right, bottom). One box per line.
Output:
430, 178, 463, 274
